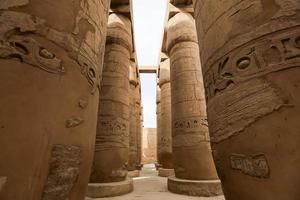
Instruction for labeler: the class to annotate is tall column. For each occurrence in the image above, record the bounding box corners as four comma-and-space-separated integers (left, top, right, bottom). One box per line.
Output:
193, 0, 300, 199
0, 0, 110, 199
127, 60, 140, 177
158, 59, 175, 177
156, 84, 162, 169
138, 103, 143, 167
167, 12, 222, 196
87, 13, 133, 198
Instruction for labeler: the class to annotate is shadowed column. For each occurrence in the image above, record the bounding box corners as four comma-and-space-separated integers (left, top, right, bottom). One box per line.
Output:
193, 0, 300, 199
127, 60, 141, 177
87, 13, 133, 198
156, 84, 162, 169
167, 12, 222, 197
0, 0, 110, 199
158, 59, 175, 177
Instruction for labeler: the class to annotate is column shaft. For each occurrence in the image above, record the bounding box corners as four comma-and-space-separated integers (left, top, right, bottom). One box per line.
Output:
0, 0, 110, 199
193, 0, 300, 199
159, 59, 174, 169
168, 12, 218, 180
90, 13, 132, 183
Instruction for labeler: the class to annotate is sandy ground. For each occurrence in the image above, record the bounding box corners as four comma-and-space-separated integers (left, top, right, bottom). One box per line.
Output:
87, 164, 225, 200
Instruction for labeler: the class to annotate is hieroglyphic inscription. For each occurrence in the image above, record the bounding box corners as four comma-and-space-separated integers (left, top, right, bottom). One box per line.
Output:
172, 117, 210, 147
204, 29, 300, 101
0, 2, 107, 93
42, 145, 81, 200
205, 29, 300, 142
230, 154, 270, 179
0, 36, 65, 74
95, 119, 129, 151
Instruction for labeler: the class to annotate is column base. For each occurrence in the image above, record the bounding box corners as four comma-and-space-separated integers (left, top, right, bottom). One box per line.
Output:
158, 168, 175, 177
168, 176, 223, 197
86, 178, 133, 198
127, 170, 140, 178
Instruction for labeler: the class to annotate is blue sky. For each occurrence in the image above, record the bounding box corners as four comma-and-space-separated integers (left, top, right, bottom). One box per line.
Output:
132, 0, 168, 128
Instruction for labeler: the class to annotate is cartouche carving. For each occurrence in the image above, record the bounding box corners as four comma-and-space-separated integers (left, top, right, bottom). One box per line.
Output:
0, 36, 65, 74
230, 154, 270, 179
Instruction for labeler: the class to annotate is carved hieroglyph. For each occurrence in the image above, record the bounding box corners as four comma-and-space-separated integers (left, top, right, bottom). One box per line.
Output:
90, 13, 132, 183
194, 0, 300, 199
158, 59, 174, 169
0, 0, 110, 199
167, 12, 218, 180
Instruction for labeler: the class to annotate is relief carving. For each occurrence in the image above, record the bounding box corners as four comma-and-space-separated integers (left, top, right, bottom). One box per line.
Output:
95, 119, 129, 151
42, 145, 81, 200
204, 29, 300, 101
65, 117, 84, 128
0, 6, 105, 93
205, 29, 299, 142
0, 36, 65, 74
230, 153, 270, 179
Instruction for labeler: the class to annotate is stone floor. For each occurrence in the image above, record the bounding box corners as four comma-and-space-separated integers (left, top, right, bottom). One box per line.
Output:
87, 164, 225, 200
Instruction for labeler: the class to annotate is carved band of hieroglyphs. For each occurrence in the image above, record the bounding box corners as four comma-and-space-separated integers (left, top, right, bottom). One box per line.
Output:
172, 118, 210, 147
0, 36, 65, 74
0, 9, 104, 94
204, 28, 300, 101
94, 119, 129, 151
230, 154, 270, 179
173, 118, 208, 132
0, 176, 7, 193
158, 136, 172, 153
42, 145, 81, 200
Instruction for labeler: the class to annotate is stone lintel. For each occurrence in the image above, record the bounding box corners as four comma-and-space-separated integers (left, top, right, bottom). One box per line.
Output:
139, 66, 157, 74
168, 176, 223, 197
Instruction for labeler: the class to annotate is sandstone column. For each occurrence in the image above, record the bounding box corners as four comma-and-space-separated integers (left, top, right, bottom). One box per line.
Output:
158, 59, 175, 177
127, 60, 140, 177
193, 0, 300, 199
0, 0, 110, 199
167, 12, 222, 196
87, 13, 133, 198
138, 103, 143, 167
156, 84, 162, 169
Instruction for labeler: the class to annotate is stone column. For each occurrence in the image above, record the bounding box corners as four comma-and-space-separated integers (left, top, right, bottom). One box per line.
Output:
87, 13, 133, 198
158, 59, 175, 177
193, 1, 300, 199
167, 12, 222, 196
156, 84, 162, 169
0, 0, 110, 199
138, 104, 143, 167
127, 60, 140, 178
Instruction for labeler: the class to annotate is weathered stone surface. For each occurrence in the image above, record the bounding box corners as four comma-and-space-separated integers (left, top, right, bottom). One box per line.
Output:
168, 176, 223, 197
158, 168, 175, 177
158, 59, 174, 169
193, 0, 300, 199
90, 13, 132, 184
136, 81, 143, 168
127, 170, 140, 178
167, 12, 218, 182
87, 178, 133, 198
0, 0, 110, 199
